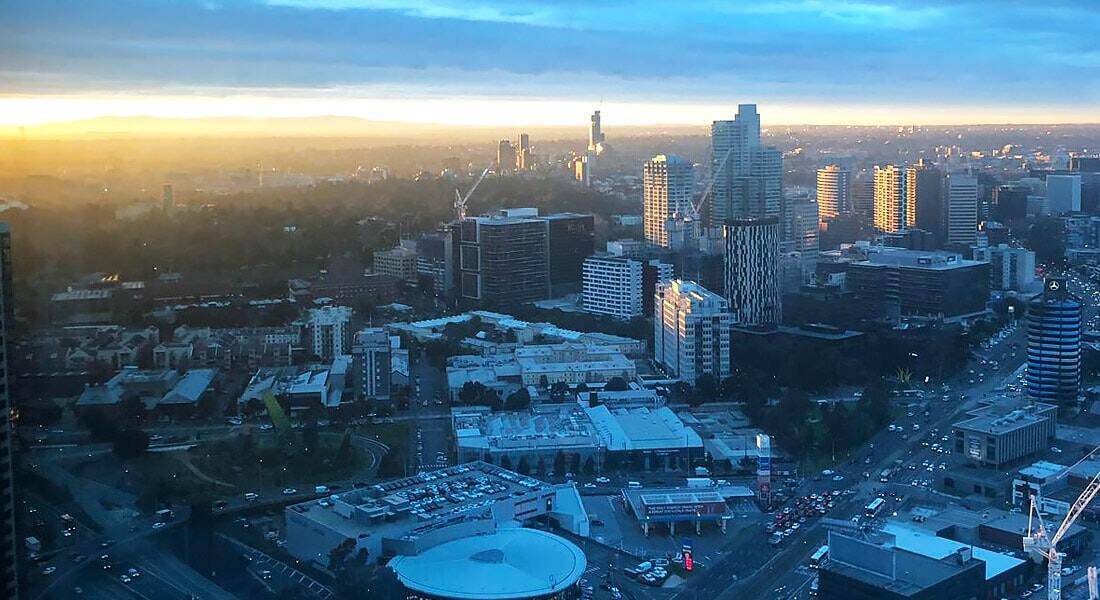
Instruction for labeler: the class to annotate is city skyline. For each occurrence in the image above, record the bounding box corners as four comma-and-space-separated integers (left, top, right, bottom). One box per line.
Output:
3, 0, 1100, 131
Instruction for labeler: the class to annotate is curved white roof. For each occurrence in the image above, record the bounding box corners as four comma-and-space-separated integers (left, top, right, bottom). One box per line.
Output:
388, 528, 586, 599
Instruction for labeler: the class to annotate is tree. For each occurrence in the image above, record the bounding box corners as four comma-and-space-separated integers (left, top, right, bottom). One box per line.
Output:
553, 451, 566, 476
328, 537, 356, 571
504, 387, 531, 411
605, 376, 630, 391
112, 429, 150, 459
550, 381, 571, 400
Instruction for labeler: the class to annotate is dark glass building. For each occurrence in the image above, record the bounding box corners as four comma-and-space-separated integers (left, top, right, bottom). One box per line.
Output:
0, 223, 15, 600
1026, 277, 1082, 404
456, 212, 550, 306
543, 213, 594, 288
845, 248, 989, 319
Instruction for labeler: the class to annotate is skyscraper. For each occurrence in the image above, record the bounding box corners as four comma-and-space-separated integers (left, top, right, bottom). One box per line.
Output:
905, 160, 944, 241
723, 218, 782, 325
710, 104, 783, 228
1026, 277, 1082, 405
496, 140, 517, 173
643, 155, 694, 248
588, 110, 605, 155
873, 165, 905, 233
654, 280, 733, 383
1047, 174, 1082, 214
816, 165, 850, 220
945, 173, 978, 245
352, 327, 391, 401
852, 175, 875, 225
0, 223, 15, 600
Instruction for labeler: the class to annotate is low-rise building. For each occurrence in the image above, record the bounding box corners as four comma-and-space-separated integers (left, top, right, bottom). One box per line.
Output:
372, 244, 419, 283
952, 399, 1057, 468
284, 462, 589, 569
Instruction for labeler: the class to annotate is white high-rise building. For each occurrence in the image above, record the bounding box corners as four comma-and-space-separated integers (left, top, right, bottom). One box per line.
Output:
711, 104, 783, 229
305, 305, 353, 360
788, 198, 820, 255
643, 155, 694, 248
583, 255, 643, 319
975, 244, 1036, 292
723, 218, 782, 325
873, 165, 906, 233
1047, 174, 1082, 214
352, 327, 391, 400
816, 165, 850, 220
654, 280, 732, 383
946, 173, 979, 245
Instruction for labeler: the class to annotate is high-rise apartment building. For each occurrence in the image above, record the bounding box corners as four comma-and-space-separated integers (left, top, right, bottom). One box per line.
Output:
711, 104, 783, 228
516, 133, 533, 171
583, 255, 673, 320
723, 218, 782, 325
305, 305, 353, 360
873, 165, 906, 233
643, 155, 694, 248
0, 224, 15, 600
1026, 277, 1082, 405
816, 165, 850, 220
946, 173, 979, 245
905, 160, 944, 241
654, 280, 733, 383
352, 327, 391, 401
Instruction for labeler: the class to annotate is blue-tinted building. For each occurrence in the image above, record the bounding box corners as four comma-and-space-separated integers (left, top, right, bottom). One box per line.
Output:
1026, 277, 1082, 404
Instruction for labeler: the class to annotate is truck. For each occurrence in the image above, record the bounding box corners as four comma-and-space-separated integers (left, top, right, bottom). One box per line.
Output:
686, 478, 714, 488
24, 537, 41, 553
155, 509, 175, 523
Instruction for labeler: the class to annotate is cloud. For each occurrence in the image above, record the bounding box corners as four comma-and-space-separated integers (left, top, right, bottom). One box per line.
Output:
1, 0, 1099, 114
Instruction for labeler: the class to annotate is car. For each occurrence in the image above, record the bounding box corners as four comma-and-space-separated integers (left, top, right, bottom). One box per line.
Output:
120, 574, 132, 584
127, 568, 141, 578
244, 492, 259, 501
583, 483, 597, 489
260, 569, 273, 580
831, 475, 845, 482
821, 469, 835, 476
42, 566, 56, 575
595, 476, 611, 484
152, 522, 166, 530
282, 488, 298, 495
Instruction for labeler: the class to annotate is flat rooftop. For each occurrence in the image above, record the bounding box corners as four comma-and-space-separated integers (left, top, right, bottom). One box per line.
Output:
584, 404, 703, 451
883, 522, 1024, 581
286, 462, 555, 541
953, 400, 1057, 435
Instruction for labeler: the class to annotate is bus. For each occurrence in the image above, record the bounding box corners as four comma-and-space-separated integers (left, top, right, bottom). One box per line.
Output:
809, 545, 829, 569
865, 497, 886, 519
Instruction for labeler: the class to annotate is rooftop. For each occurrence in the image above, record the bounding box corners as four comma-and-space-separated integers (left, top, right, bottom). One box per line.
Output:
882, 522, 1024, 581
857, 247, 986, 270
584, 404, 703, 451
953, 399, 1057, 435
388, 527, 586, 600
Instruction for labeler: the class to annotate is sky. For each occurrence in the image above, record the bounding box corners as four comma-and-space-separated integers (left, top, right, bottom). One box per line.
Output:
2, 0, 1100, 128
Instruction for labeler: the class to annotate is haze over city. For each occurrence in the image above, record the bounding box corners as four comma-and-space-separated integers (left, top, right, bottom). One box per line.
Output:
4, 2, 1100, 600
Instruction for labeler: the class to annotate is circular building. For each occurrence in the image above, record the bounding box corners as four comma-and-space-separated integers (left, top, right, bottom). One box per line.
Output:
388, 528, 587, 600
1026, 278, 1082, 404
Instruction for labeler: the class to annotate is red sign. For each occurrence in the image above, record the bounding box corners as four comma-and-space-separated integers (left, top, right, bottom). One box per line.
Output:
684, 550, 693, 572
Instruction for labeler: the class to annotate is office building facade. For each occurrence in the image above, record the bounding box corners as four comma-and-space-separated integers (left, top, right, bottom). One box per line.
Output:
873, 165, 906, 233
654, 280, 733, 383
1026, 277, 1082, 404
544, 213, 595, 287
906, 160, 944, 242
817, 165, 850, 220
643, 155, 694, 248
974, 244, 1036, 292
723, 218, 782, 325
845, 248, 989, 319
946, 173, 979, 245
456, 212, 551, 306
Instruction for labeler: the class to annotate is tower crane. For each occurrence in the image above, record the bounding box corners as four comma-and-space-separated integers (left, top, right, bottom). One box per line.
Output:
453, 163, 492, 221
1024, 468, 1100, 600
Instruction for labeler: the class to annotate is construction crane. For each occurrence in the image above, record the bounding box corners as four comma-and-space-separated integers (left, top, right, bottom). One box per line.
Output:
1024, 468, 1100, 600
687, 145, 735, 224
453, 164, 492, 221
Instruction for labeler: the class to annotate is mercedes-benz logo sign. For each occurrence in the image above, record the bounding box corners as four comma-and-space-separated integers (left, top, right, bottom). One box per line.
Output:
1049, 281, 1060, 290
